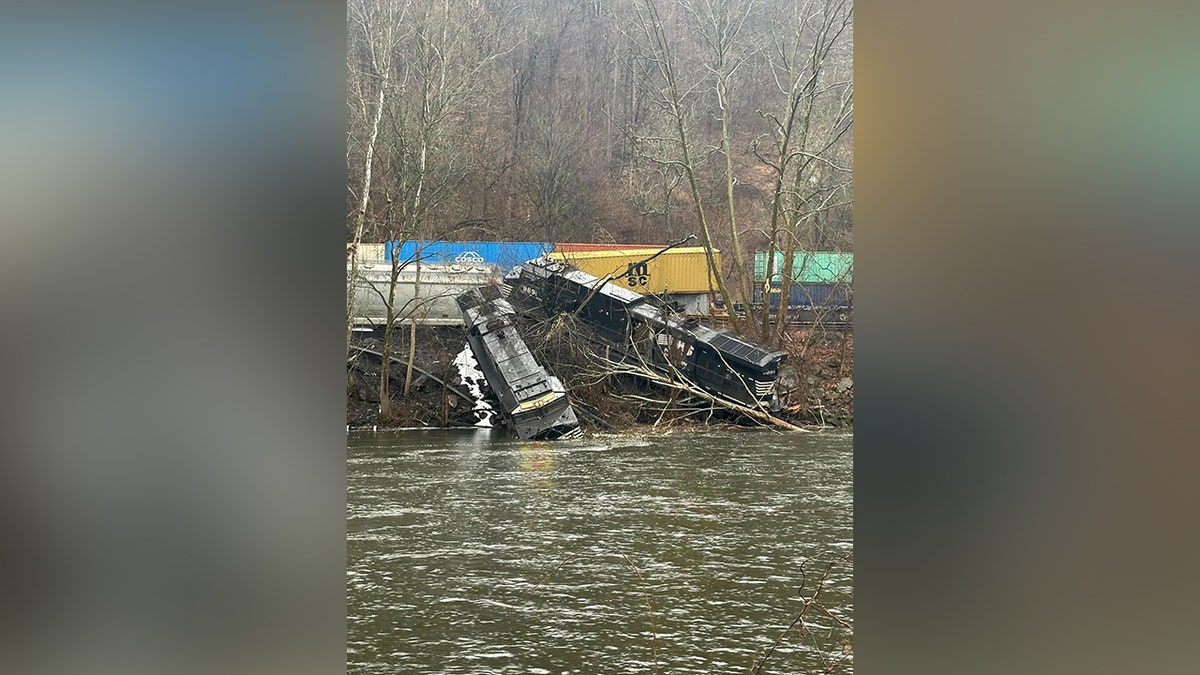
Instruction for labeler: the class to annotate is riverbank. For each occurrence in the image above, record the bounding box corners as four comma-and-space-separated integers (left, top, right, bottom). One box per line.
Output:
347, 324, 852, 432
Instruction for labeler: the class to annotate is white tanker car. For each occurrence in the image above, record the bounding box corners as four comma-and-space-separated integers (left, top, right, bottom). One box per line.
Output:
348, 250, 501, 327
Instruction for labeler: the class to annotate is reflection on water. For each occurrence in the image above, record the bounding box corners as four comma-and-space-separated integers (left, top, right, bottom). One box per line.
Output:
517, 442, 557, 490
348, 428, 853, 674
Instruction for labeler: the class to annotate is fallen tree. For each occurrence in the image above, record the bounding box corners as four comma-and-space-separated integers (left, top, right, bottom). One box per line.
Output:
525, 311, 807, 433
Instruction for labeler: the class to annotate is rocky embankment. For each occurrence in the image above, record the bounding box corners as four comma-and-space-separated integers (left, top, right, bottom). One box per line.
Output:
778, 329, 853, 428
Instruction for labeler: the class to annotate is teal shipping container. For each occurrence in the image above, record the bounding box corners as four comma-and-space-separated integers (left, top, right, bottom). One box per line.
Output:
753, 251, 853, 284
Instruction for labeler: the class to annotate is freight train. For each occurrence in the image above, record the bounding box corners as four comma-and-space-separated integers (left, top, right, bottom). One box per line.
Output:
509, 257, 787, 410
349, 240, 852, 326
456, 285, 581, 440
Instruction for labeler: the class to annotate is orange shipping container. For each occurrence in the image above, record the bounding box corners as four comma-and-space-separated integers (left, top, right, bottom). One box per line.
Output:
553, 242, 655, 253
548, 247, 721, 295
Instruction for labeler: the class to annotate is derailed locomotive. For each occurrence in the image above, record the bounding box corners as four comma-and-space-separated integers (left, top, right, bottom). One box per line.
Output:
509, 257, 788, 410
457, 285, 581, 440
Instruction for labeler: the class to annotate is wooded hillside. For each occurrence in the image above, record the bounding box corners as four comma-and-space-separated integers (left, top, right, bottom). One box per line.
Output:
347, 0, 852, 324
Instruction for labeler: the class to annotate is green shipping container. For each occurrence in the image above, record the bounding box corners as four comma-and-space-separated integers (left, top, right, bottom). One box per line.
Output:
753, 251, 853, 284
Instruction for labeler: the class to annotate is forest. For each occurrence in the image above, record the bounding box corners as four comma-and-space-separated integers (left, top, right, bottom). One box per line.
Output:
347, 0, 852, 338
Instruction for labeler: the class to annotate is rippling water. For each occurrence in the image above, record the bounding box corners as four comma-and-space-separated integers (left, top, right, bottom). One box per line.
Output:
347, 428, 853, 674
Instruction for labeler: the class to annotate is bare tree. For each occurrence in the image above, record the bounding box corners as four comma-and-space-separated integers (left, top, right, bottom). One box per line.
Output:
518, 108, 598, 243
347, 0, 406, 358
754, 0, 853, 344
357, 0, 511, 417
626, 0, 749, 334
680, 0, 760, 316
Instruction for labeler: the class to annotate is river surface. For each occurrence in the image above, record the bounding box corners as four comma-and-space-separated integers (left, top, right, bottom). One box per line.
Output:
347, 428, 853, 674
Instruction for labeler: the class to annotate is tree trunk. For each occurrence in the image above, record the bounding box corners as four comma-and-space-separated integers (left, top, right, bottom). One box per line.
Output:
404, 243, 422, 396
347, 79, 388, 357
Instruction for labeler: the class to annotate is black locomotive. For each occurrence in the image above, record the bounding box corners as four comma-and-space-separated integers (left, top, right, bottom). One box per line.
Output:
457, 285, 581, 440
510, 257, 787, 409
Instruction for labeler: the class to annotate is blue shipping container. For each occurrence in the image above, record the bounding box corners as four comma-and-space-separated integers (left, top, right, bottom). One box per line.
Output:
752, 282, 852, 310
386, 241, 552, 271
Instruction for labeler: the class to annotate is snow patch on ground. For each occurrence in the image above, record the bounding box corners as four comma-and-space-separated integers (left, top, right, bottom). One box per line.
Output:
452, 345, 495, 428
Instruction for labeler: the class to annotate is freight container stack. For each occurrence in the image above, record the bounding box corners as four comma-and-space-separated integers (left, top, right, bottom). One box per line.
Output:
548, 246, 721, 314
752, 251, 853, 311
386, 240, 552, 272
349, 240, 738, 323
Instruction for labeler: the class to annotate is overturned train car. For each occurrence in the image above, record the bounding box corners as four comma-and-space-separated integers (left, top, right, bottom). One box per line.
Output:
457, 285, 581, 440
510, 258, 788, 410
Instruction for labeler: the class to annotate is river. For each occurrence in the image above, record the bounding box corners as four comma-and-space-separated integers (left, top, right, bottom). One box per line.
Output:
347, 428, 853, 674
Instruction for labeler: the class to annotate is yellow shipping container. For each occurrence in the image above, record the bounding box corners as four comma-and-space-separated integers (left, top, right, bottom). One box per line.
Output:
548, 246, 720, 294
